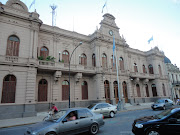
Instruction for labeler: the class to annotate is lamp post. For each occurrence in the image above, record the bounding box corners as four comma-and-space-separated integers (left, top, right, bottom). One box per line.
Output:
59, 51, 61, 62
68, 42, 82, 108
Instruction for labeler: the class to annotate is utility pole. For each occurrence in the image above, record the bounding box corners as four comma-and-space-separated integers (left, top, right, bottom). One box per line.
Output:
50, 4, 57, 26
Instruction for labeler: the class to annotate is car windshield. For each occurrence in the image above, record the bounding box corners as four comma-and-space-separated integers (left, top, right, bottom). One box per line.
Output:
47, 110, 67, 121
156, 100, 164, 103
87, 104, 96, 109
155, 108, 173, 119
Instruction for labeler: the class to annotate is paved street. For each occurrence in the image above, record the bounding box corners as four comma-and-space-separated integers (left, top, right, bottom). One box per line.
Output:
0, 109, 163, 135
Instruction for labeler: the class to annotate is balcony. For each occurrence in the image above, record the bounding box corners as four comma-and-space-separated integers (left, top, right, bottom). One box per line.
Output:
172, 81, 180, 86
130, 72, 155, 80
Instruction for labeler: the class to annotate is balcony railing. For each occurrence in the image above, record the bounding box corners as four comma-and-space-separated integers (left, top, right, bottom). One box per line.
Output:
172, 81, 180, 85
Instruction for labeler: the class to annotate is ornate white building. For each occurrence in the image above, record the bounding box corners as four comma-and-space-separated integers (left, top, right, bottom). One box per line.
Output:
0, 0, 170, 119
165, 57, 180, 101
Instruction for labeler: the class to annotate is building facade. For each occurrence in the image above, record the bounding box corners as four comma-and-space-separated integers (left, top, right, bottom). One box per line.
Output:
0, 0, 170, 119
165, 61, 180, 101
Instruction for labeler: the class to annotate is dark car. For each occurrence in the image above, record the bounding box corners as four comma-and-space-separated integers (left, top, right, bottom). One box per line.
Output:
132, 107, 180, 135
25, 108, 104, 135
151, 99, 174, 110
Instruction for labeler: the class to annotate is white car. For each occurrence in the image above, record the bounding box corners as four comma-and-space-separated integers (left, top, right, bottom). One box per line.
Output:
88, 103, 117, 118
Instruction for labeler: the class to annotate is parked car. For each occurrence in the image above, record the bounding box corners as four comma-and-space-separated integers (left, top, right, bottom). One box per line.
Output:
24, 108, 104, 135
132, 107, 180, 135
151, 99, 174, 110
88, 103, 117, 118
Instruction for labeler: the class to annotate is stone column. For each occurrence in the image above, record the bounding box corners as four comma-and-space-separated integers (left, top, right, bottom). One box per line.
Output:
23, 67, 37, 117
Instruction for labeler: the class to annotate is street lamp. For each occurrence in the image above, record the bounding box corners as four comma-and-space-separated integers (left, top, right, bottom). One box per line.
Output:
59, 51, 61, 62
68, 42, 83, 108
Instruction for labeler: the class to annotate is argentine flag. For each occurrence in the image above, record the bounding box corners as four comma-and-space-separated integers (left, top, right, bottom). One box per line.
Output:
29, 0, 35, 9
148, 36, 153, 44
102, 1, 107, 13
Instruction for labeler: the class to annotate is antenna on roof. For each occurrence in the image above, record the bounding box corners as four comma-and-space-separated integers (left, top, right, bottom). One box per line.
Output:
50, 4, 57, 26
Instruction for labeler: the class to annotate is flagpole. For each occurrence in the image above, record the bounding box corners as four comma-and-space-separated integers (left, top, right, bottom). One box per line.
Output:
114, 36, 123, 111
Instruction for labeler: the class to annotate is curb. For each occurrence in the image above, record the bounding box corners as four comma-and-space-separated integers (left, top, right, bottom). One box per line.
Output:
0, 122, 37, 129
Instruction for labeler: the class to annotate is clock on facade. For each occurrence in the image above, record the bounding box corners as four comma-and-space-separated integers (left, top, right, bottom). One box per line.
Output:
109, 30, 113, 36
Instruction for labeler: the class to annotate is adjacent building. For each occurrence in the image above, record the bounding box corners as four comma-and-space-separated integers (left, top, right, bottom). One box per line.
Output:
165, 57, 180, 101
0, 0, 170, 119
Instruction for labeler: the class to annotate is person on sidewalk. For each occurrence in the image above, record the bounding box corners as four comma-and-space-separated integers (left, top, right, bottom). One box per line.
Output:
176, 98, 180, 105
51, 103, 58, 114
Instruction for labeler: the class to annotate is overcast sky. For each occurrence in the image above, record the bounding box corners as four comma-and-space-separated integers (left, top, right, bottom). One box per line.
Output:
2, 0, 180, 67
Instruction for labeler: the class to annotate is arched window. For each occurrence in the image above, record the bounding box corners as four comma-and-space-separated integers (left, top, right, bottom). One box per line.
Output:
152, 84, 157, 97
38, 79, 48, 102
134, 63, 138, 72
1, 75, 16, 103
142, 65, 146, 73
6, 35, 20, 56
62, 80, 69, 100
92, 54, 96, 67
119, 57, 124, 70
162, 84, 166, 96
148, 64, 154, 74
102, 53, 107, 68
80, 53, 87, 66
62, 50, 69, 63
158, 65, 162, 76
145, 84, 149, 97
82, 81, 88, 100
111, 55, 116, 70
136, 84, 141, 97
40, 46, 49, 60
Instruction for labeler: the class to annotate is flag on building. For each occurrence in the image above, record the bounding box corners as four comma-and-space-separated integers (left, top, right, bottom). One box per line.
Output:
148, 36, 153, 44
102, 1, 107, 13
113, 35, 116, 66
29, 0, 35, 9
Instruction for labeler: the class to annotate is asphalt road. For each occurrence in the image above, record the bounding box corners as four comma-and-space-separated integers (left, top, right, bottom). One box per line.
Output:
0, 109, 163, 135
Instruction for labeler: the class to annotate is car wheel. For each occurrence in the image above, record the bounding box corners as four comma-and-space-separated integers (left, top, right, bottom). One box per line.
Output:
43, 116, 49, 121
163, 106, 166, 110
146, 129, 160, 135
109, 111, 115, 118
45, 132, 57, 135
89, 123, 99, 135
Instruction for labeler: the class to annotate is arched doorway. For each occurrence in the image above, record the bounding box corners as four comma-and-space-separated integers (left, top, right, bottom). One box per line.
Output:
82, 81, 88, 100
1, 75, 16, 103
123, 81, 128, 103
113, 81, 118, 104
104, 80, 110, 103
145, 84, 149, 97
136, 84, 141, 97
38, 79, 48, 102
62, 80, 69, 100
152, 84, 157, 97
102, 53, 107, 68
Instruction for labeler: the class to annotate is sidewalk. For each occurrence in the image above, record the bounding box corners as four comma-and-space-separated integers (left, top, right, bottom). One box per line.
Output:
0, 102, 153, 129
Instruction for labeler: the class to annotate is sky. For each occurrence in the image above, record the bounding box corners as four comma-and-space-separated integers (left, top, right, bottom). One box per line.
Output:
1, 0, 180, 67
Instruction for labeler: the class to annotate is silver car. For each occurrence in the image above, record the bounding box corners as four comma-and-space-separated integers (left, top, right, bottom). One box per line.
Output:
24, 108, 104, 135
151, 99, 174, 110
88, 103, 117, 118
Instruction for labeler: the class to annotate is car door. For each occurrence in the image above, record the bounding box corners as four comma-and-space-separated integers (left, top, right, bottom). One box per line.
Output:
59, 111, 80, 134
93, 104, 103, 114
162, 111, 180, 135
101, 103, 111, 116
77, 109, 93, 132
